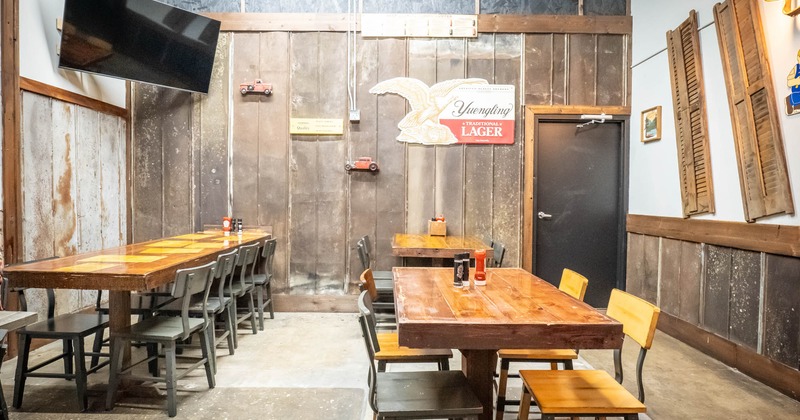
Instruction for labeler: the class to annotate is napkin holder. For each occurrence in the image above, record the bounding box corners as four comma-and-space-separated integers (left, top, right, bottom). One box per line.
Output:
428, 220, 447, 236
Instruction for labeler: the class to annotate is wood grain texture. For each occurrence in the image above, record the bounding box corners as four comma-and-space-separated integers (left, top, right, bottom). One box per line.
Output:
568, 34, 596, 105
478, 14, 632, 35
206, 12, 353, 32
2, 0, 21, 264
21, 93, 55, 262
626, 214, 800, 258
596, 34, 625, 106
524, 34, 553, 105
391, 234, 493, 259
552, 34, 567, 105
729, 248, 760, 350
763, 253, 800, 369
160, 90, 194, 237
131, 85, 165, 242
625, 233, 644, 298
20, 77, 126, 118
659, 238, 682, 317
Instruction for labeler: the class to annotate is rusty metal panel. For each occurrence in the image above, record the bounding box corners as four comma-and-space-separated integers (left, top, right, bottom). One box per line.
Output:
567, 33, 597, 105
131, 84, 165, 242
256, 32, 291, 293
434, 38, 466, 238
729, 248, 760, 350
481, 0, 578, 14
524, 34, 553, 105
51, 101, 78, 258
492, 34, 522, 267
75, 107, 102, 254
625, 233, 644, 298
374, 38, 407, 272
596, 34, 625, 106
679, 240, 702, 325
703, 244, 731, 338
641, 234, 659, 304
160, 90, 194, 237
660, 237, 682, 316
99, 113, 123, 249
464, 34, 495, 240
763, 253, 800, 368
21, 93, 55, 262
232, 33, 262, 226
406, 39, 437, 235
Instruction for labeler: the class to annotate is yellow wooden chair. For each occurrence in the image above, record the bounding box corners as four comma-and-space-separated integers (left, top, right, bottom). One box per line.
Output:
517, 288, 661, 420
495, 268, 589, 419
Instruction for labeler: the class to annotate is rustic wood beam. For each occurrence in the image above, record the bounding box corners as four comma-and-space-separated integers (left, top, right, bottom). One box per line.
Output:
2, 0, 21, 264
20, 77, 127, 119
203, 13, 632, 35
627, 214, 800, 258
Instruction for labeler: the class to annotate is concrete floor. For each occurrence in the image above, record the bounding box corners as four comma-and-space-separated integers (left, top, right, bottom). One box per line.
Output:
1, 312, 799, 419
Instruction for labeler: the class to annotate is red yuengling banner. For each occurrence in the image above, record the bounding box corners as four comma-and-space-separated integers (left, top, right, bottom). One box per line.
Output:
438, 84, 516, 145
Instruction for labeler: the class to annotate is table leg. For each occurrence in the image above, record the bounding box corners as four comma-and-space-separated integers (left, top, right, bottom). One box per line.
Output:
108, 291, 132, 365
461, 349, 495, 420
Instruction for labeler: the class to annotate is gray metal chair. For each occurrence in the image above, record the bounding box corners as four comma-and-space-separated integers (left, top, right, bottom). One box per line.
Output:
105, 260, 217, 417
492, 241, 506, 267
357, 238, 393, 296
225, 243, 259, 347
248, 238, 276, 330
357, 291, 482, 419
11, 285, 109, 413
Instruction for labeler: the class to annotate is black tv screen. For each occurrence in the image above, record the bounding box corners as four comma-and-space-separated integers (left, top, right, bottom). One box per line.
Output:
59, 0, 221, 94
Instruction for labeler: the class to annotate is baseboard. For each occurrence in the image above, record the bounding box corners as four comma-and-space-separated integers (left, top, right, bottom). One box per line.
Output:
658, 312, 800, 400
273, 294, 357, 313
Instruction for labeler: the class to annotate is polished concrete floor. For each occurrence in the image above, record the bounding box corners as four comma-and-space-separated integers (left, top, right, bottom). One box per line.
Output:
1, 312, 799, 419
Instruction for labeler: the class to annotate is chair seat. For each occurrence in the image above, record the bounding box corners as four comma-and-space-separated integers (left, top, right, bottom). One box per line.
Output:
249, 273, 271, 286
97, 293, 173, 315
375, 333, 452, 361
376, 370, 483, 418
373, 270, 392, 280
157, 297, 227, 314
498, 348, 578, 360
21, 313, 109, 338
520, 369, 646, 415
224, 283, 254, 296
114, 316, 206, 341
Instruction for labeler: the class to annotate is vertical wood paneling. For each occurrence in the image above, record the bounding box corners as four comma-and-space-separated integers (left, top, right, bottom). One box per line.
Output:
314, 32, 348, 293
75, 107, 102, 255
596, 34, 624, 106
288, 32, 321, 293
641, 234, 659, 303
464, 34, 495, 239
374, 38, 407, 271
492, 34, 523, 267
51, 102, 78, 258
729, 249, 760, 350
348, 37, 379, 291
199, 33, 231, 227
257, 32, 290, 293
406, 39, 437, 234
434, 38, 466, 238
660, 238, 682, 316
625, 233, 644, 298
524, 34, 553, 105
99, 113, 122, 249
131, 85, 165, 241
21, 93, 55, 261
232, 33, 262, 225
161, 91, 194, 237
703, 244, 731, 338
552, 34, 567, 105
763, 254, 800, 368
679, 241, 702, 325
567, 34, 597, 105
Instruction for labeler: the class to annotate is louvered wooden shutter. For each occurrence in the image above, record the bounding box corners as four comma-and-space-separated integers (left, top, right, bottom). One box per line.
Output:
714, 0, 794, 222
666, 10, 715, 218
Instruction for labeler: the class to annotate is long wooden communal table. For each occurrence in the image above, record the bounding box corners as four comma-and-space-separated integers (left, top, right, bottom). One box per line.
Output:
391, 234, 493, 265
393, 267, 623, 420
2, 230, 270, 360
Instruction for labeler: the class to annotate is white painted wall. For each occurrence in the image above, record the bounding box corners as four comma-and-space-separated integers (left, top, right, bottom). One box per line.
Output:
629, 0, 800, 225
20, 0, 126, 108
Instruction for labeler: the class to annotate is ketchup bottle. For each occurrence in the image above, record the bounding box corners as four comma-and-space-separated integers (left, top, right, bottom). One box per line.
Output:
474, 249, 486, 285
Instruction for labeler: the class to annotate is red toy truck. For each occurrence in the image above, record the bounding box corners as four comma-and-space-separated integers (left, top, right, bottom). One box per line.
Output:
345, 157, 379, 172
239, 79, 273, 96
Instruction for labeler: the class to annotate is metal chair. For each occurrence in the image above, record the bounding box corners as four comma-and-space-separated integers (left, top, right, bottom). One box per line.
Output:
495, 268, 589, 419
359, 269, 395, 330
105, 260, 217, 417
357, 291, 482, 420
248, 238, 276, 330
9, 282, 109, 413
357, 237, 393, 295
517, 288, 661, 420
225, 243, 259, 346
491, 241, 506, 267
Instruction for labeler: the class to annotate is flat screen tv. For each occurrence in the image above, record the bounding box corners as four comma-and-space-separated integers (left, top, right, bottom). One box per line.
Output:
59, 0, 221, 94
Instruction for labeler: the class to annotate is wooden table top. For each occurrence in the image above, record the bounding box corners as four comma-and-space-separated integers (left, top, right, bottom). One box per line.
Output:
393, 267, 623, 350
2, 230, 271, 292
0, 310, 38, 332
391, 233, 493, 259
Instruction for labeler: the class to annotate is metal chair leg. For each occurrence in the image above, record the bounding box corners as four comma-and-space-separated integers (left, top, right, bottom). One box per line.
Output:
256, 286, 265, 331
225, 307, 235, 355
247, 292, 257, 335
230, 298, 239, 348
72, 337, 88, 412
199, 327, 216, 389
13, 334, 31, 409
164, 342, 177, 417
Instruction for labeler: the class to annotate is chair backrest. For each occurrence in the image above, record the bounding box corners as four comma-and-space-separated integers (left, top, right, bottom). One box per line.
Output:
492, 242, 506, 267
356, 239, 370, 271
171, 260, 216, 340
559, 268, 589, 301
260, 238, 277, 280
214, 248, 239, 300
356, 291, 380, 414
606, 288, 660, 350
359, 269, 379, 302
233, 243, 259, 291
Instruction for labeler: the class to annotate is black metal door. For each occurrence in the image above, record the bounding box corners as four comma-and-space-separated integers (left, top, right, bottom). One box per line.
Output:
534, 120, 626, 308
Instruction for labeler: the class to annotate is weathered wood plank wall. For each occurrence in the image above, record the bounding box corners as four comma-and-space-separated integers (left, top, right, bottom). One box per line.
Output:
19, 91, 126, 319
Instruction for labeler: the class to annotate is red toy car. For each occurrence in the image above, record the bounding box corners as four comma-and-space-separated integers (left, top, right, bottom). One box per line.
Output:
239, 79, 272, 96
345, 157, 379, 172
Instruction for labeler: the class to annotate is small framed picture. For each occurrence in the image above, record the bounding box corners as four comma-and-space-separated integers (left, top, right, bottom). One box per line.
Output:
641, 106, 662, 142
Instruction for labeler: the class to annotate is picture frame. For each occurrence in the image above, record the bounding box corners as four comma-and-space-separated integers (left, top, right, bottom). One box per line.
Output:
641, 106, 662, 142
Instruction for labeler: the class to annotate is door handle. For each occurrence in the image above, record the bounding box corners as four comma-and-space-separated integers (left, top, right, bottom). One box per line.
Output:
538, 211, 552, 220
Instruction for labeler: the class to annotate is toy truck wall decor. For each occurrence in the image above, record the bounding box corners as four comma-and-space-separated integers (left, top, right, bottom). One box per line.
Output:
345, 157, 379, 172
240, 80, 273, 96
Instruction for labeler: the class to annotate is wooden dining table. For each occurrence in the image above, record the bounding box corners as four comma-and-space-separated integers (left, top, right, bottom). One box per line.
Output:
393, 267, 623, 420
391, 233, 493, 264
2, 230, 271, 360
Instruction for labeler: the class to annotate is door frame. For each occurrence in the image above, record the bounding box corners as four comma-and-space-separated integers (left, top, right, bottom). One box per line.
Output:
522, 106, 630, 289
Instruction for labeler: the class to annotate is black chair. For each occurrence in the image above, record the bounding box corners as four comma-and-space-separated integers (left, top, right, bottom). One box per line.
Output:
10, 286, 109, 412
225, 243, 259, 347
357, 238, 393, 297
357, 291, 482, 419
491, 241, 506, 267
248, 238, 276, 330
105, 260, 217, 417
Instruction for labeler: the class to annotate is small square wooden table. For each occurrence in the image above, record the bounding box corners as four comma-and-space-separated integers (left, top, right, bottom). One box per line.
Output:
391, 233, 493, 265
393, 267, 623, 420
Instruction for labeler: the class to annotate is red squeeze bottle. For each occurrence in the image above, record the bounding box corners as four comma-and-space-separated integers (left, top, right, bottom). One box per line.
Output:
474, 249, 486, 282
222, 217, 232, 232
